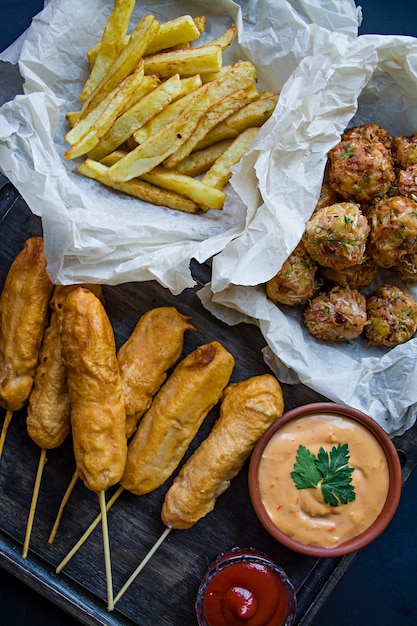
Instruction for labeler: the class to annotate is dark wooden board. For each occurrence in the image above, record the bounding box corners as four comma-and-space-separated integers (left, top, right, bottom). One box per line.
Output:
0, 177, 416, 626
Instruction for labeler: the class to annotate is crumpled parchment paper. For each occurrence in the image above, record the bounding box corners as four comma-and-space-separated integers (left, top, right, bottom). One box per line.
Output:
200, 29, 417, 436
0, 0, 360, 292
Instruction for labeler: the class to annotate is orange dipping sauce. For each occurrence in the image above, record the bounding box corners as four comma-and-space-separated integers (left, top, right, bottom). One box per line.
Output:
196, 549, 296, 626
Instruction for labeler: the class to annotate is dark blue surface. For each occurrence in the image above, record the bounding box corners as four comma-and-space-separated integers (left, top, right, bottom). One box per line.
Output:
0, 2, 417, 626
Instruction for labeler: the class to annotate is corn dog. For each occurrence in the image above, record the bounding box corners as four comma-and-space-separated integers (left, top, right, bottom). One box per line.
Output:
117, 307, 195, 439
161, 374, 284, 529
60, 287, 127, 493
0, 237, 53, 412
121, 341, 235, 496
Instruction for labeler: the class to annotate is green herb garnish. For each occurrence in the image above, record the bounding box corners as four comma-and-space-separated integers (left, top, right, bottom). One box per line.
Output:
291, 443, 356, 507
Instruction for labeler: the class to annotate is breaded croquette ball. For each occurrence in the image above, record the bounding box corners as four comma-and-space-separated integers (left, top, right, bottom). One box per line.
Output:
397, 164, 417, 200
342, 123, 393, 151
367, 195, 417, 268
319, 258, 378, 289
393, 133, 417, 169
394, 253, 417, 282
303, 202, 370, 269
365, 284, 417, 346
304, 285, 368, 341
265, 242, 319, 306
328, 136, 395, 203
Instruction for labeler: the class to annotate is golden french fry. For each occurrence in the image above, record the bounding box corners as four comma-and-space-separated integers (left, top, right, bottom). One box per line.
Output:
99, 150, 129, 166
171, 139, 234, 177
163, 87, 252, 169
201, 24, 236, 51
145, 14, 201, 55
143, 45, 222, 79
78, 159, 200, 214
66, 110, 81, 128
65, 62, 145, 159
202, 127, 259, 189
196, 91, 279, 149
140, 166, 226, 211
193, 16, 206, 33
133, 78, 202, 144
107, 61, 257, 182
80, 0, 136, 102
79, 15, 160, 121
88, 74, 182, 161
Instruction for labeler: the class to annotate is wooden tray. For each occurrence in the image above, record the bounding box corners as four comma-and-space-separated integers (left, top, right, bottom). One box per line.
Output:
0, 176, 416, 626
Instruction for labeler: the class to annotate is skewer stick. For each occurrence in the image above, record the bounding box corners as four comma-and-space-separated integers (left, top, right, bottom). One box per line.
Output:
113, 526, 172, 607
0, 409, 13, 458
99, 490, 114, 612
56, 485, 124, 573
48, 469, 79, 544
22, 448, 48, 558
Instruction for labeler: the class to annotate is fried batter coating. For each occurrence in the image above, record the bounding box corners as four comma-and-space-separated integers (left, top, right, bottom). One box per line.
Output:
0, 237, 53, 411
393, 133, 417, 168
365, 284, 417, 346
117, 307, 196, 439
328, 137, 395, 203
121, 341, 235, 496
367, 196, 417, 268
60, 287, 127, 493
319, 258, 378, 289
27, 284, 105, 450
342, 123, 393, 151
304, 285, 368, 341
303, 202, 370, 269
26, 310, 70, 450
397, 164, 417, 200
266, 242, 319, 306
161, 374, 284, 530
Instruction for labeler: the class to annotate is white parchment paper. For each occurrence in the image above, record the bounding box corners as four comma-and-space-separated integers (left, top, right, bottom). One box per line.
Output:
200, 31, 417, 436
0, 0, 360, 292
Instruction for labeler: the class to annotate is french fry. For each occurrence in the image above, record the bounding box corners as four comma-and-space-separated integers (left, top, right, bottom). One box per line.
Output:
143, 45, 223, 79
88, 74, 182, 161
196, 92, 279, 149
66, 110, 81, 128
193, 16, 206, 33
80, 0, 136, 102
78, 159, 201, 214
79, 15, 160, 121
65, 62, 146, 159
201, 24, 236, 51
202, 127, 259, 189
140, 166, 226, 211
145, 15, 201, 55
107, 61, 257, 182
133, 77, 203, 144
171, 139, 234, 177
163, 88, 252, 169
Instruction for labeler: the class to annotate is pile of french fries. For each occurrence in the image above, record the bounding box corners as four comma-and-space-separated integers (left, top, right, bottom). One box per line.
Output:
64, 0, 279, 214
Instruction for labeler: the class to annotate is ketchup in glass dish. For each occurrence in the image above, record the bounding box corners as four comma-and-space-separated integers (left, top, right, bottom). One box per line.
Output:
195, 548, 296, 626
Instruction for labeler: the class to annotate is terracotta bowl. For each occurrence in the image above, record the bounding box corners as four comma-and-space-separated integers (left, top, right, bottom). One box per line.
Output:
248, 402, 402, 558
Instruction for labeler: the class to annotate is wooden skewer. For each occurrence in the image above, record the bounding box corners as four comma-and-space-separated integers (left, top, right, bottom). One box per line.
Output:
56, 485, 124, 573
48, 469, 79, 544
22, 448, 48, 558
0, 409, 13, 458
113, 526, 172, 607
99, 490, 115, 612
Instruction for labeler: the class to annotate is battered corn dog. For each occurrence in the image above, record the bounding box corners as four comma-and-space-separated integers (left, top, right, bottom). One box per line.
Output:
161, 374, 284, 529
121, 341, 235, 496
27, 284, 105, 449
0, 237, 53, 412
117, 307, 195, 439
60, 287, 127, 493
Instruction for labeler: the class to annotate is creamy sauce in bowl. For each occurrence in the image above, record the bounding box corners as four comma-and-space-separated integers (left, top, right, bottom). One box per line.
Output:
257, 413, 390, 548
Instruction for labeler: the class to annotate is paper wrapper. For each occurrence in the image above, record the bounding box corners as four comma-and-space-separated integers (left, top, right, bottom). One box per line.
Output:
200, 31, 417, 436
0, 0, 360, 292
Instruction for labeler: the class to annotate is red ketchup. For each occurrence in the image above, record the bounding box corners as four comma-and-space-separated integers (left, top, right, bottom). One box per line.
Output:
195, 549, 296, 626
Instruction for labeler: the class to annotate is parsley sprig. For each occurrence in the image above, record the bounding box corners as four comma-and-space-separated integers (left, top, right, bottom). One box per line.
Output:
291, 443, 356, 507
